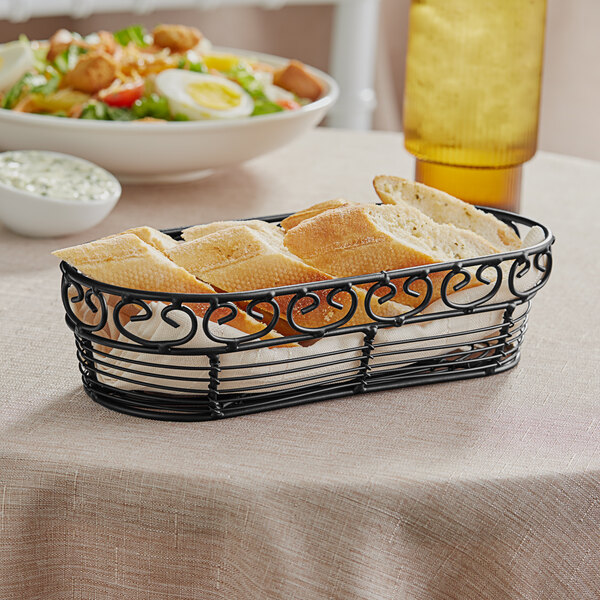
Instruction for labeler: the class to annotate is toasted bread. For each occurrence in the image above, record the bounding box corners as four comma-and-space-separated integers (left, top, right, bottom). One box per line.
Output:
168, 224, 411, 328
283, 203, 499, 307
53, 234, 280, 340
280, 199, 350, 232
182, 219, 280, 242
117, 226, 179, 253
373, 176, 522, 251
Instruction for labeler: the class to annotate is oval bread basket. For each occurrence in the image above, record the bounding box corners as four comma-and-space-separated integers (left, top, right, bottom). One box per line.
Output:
59, 208, 554, 421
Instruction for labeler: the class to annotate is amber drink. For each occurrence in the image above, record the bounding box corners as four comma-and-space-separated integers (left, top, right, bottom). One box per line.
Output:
403, 0, 547, 211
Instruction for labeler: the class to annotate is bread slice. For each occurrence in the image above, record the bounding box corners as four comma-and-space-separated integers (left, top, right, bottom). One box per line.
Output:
171, 225, 329, 290
182, 219, 280, 242
115, 226, 290, 342
167, 224, 411, 328
54, 234, 211, 293
53, 234, 280, 340
280, 199, 350, 232
373, 175, 522, 251
183, 222, 300, 336
283, 203, 499, 307
117, 225, 179, 253
284, 203, 498, 272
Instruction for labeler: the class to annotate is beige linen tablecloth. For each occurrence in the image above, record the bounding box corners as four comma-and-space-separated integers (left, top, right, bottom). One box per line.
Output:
1, 130, 599, 599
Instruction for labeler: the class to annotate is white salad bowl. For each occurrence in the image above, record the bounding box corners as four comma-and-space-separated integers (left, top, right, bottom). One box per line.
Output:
0, 151, 121, 237
0, 48, 338, 183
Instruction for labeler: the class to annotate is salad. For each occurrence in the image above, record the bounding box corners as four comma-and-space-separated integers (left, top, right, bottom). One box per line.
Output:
0, 24, 325, 122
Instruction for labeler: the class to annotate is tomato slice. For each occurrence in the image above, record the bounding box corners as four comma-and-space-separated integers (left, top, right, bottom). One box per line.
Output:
101, 81, 144, 108
276, 98, 302, 111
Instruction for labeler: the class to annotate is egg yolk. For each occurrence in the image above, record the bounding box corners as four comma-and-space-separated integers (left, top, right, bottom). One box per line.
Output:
203, 54, 244, 72
186, 81, 241, 111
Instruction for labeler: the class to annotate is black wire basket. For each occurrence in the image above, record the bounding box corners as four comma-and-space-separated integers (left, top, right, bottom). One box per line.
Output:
60, 208, 554, 421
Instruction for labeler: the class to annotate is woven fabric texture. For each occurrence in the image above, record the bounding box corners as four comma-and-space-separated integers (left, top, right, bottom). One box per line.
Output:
1, 130, 599, 599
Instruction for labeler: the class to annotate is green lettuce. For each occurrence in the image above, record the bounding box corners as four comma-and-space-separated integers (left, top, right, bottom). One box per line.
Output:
226, 64, 283, 116
131, 94, 171, 120
113, 25, 148, 47
251, 98, 284, 116
2, 72, 48, 109
80, 100, 134, 121
33, 73, 60, 96
176, 56, 208, 74
52, 44, 87, 74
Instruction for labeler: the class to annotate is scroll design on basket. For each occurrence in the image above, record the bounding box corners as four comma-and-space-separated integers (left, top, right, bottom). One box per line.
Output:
246, 297, 280, 332
286, 283, 358, 334
364, 272, 433, 324
62, 275, 109, 333
441, 262, 503, 311
201, 297, 280, 345
111, 297, 199, 349
507, 249, 553, 299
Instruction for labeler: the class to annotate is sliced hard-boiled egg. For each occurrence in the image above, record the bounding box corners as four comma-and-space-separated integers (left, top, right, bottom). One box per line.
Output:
0, 41, 34, 93
155, 70, 253, 120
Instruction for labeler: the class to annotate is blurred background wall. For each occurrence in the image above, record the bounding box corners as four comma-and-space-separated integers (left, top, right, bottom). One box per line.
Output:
1, 0, 598, 160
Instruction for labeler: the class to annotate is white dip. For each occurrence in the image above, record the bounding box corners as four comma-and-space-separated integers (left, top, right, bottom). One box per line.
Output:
0, 151, 119, 202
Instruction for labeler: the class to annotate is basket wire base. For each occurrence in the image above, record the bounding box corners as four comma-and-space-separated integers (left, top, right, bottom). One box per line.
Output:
75, 310, 526, 421
83, 351, 522, 422
60, 208, 553, 421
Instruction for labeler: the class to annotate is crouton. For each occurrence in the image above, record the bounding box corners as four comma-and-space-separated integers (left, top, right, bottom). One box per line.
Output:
152, 25, 202, 52
273, 60, 325, 102
63, 52, 118, 94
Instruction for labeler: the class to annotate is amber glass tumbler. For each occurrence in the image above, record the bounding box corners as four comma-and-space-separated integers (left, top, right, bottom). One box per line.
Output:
403, 0, 547, 211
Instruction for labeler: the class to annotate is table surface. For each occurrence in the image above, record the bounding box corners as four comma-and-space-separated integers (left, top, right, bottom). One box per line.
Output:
1, 129, 600, 600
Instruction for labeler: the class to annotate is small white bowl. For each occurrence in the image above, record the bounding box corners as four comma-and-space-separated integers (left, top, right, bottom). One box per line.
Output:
0, 150, 121, 238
